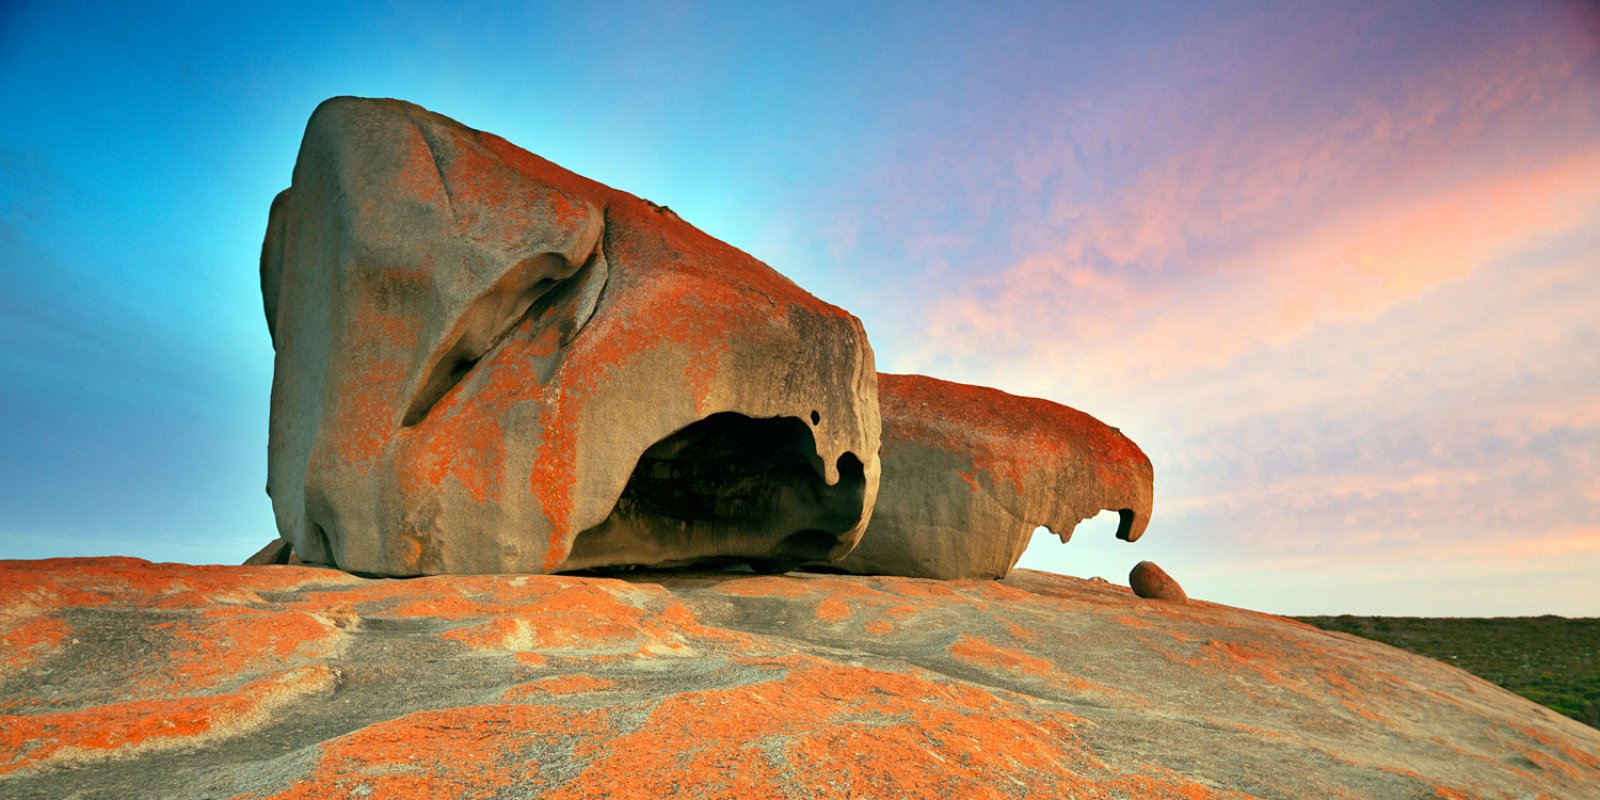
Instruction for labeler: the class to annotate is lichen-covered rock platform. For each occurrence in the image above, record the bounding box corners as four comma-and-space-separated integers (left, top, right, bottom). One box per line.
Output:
2, 558, 1595, 799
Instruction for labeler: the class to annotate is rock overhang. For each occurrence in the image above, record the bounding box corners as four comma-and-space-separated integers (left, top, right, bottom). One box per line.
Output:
262, 97, 880, 577
829, 373, 1155, 580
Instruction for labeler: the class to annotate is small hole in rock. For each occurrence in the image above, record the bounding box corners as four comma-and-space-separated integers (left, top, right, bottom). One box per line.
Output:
810, 410, 821, 425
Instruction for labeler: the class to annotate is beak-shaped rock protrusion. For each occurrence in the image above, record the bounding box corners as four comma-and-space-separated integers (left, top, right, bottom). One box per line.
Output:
829, 373, 1154, 580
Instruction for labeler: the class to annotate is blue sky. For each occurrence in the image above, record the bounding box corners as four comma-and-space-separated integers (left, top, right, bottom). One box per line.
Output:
2, 1, 1597, 614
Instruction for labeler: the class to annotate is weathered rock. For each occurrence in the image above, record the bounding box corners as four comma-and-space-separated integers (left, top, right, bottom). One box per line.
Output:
829, 373, 1154, 579
242, 538, 290, 566
1130, 559, 1187, 601
262, 97, 879, 576
3, 557, 1596, 799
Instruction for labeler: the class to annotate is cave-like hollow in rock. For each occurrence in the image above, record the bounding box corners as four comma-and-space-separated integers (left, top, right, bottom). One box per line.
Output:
561, 412, 868, 573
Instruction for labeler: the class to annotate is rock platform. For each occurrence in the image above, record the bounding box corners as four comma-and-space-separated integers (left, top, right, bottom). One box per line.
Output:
2, 558, 1596, 798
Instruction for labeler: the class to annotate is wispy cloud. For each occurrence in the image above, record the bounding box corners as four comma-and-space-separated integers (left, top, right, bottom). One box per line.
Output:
818, 2, 1600, 611
903, 10, 1600, 388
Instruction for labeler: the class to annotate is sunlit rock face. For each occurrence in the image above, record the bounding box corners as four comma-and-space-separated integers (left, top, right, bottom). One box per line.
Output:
261, 97, 879, 576
830, 373, 1153, 580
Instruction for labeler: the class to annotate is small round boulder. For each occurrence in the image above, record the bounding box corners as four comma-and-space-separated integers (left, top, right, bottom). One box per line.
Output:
1129, 561, 1187, 602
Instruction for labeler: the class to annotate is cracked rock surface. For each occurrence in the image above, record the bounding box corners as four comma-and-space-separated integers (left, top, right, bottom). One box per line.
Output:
4, 558, 1596, 799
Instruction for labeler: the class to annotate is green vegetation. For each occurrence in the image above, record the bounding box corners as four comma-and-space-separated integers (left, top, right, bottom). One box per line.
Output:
1294, 615, 1599, 730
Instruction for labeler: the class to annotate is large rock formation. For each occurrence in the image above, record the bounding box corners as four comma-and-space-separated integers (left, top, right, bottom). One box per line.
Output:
831, 373, 1154, 579
262, 97, 879, 576
3, 558, 1596, 799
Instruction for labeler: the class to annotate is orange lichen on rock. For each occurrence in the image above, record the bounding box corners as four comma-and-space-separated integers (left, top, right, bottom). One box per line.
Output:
1003, 621, 1037, 640
1514, 724, 1600, 771
3, 557, 357, 611
145, 607, 346, 692
5, 560, 1599, 800
541, 656, 1105, 800
435, 583, 692, 657
1186, 639, 1292, 688
814, 597, 851, 622
0, 615, 69, 672
0, 665, 335, 776
949, 634, 1054, 676
1100, 772, 1256, 800
261, 97, 880, 578
254, 704, 615, 800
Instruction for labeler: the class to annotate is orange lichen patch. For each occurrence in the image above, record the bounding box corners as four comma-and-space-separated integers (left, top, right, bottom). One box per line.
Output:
500, 674, 617, 702
7, 558, 357, 612
543, 656, 1103, 800
814, 598, 850, 622
531, 393, 579, 571
1379, 766, 1426, 781
327, 311, 412, 466
864, 620, 894, 635
444, 616, 542, 652
1004, 621, 1036, 641
0, 665, 335, 776
0, 561, 116, 611
397, 314, 566, 512
949, 635, 1053, 677
1227, 722, 1284, 740
300, 572, 585, 618
1186, 639, 1293, 688
1312, 665, 1388, 724
0, 615, 69, 672
1502, 740, 1590, 783
1432, 785, 1473, 800
255, 703, 614, 800
400, 388, 507, 506
1344, 704, 1384, 723
657, 601, 696, 626
142, 607, 345, 692
1513, 724, 1600, 770
432, 583, 694, 658
1101, 771, 1258, 800
957, 466, 982, 492
1112, 613, 1155, 629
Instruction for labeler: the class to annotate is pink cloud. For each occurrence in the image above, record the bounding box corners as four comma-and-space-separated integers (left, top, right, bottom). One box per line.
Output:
857, 5, 1600, 617
898, 5, 1600, 394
